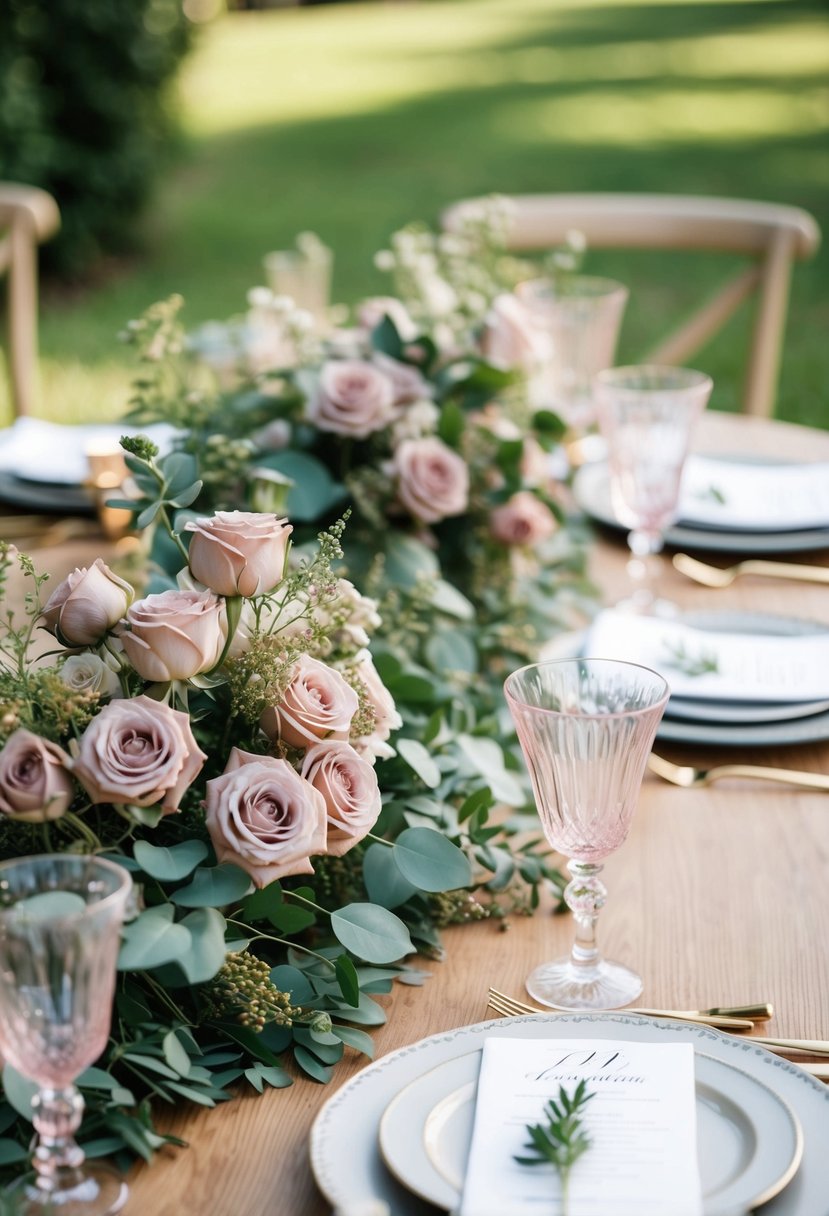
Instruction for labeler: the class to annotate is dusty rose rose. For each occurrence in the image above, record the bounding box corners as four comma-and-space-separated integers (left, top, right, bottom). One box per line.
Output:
41, 558, 134, 647
393, 437, 469, 524
260, 654, 359, 750
357, 296, 418, 341
73, 695, 206, 813
481, 293, 548, 371
301, 741, 381, 857
0, 730, 74, 822
185, 511, 293, 598
307, 360, 397, 438
61, 654, 122, 699
372, 352, 429, 405
121, 589, 227, 682
205, 747, 327, 887
490, 491, 558, 546
350, 652, 402, 760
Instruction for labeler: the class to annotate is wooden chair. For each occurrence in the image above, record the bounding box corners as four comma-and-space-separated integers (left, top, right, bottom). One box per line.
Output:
0, 183, 61, 417
442, 194, 820, 418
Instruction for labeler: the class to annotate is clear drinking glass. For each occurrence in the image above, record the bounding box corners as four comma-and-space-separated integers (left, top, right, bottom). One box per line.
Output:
505, 658, 669, 1010
0, 855, 132, 1215
594, 364, 713, 613
263, 235, 333, 325
517, 275, 628, 435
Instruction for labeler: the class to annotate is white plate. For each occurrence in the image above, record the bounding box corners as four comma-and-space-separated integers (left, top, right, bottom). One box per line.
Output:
572, 461, 829, 555
666, 696, 829, 725
378, 1047, 802, 1215
310, 1014, 829, 1216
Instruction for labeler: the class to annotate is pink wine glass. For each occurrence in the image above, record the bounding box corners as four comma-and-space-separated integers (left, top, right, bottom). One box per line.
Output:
0, 855, 132, 1215
505, 658, 669, 1010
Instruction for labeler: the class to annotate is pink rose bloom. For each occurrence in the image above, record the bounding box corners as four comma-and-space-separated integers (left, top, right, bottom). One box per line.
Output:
372, 352, 429, 405
0, 730, 74, 822
490, 491, 558, 547
307, 360, 397, 438
301, 741, 381, 857
73, 695, 206, 813
205, 747, 327, 887
393, 437, 469, 524
185, 511, 293, 598
481, 293, 548, 371
261, 654, 359, 750
357, 296, 418, 341
41, 558, 134, 647
351, 652, 402, 760
121, 589, 227, 682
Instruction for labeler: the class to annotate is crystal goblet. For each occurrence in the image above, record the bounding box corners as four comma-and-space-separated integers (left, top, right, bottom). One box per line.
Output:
0, 855, 132, 1215
594, 364, 713, 613
505, 658, 669, 1010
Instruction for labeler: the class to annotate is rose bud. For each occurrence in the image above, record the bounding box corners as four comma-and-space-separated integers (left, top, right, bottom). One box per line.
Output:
0, 729, 74, 822
73, 695, 206, 814
490, 491, 558, 547
301, 740, 381, 857
260, 654, 359, 750
393, 437, 469, 524
205, 748, 327, 887
307, 360, 397, 438
41, 558, 134, 647
121, 589, 227, 682
185, 510, 293, 598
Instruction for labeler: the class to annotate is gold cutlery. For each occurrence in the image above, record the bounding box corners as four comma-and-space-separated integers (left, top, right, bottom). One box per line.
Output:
752, 1037, 829, 1057
673, 552, 829, 588
648, 752, 829, 793
796, 1062, 829, 1080
488, 989, 759, 1031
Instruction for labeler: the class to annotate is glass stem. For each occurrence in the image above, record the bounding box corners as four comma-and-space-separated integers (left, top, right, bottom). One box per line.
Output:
565, 861, 607, 980
31, 1085, 85, 1194
626, 528, 663, 610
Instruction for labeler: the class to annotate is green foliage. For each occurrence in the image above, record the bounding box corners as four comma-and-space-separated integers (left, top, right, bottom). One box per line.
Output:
515, 1081, 595, 1213
0, 0, 194, 276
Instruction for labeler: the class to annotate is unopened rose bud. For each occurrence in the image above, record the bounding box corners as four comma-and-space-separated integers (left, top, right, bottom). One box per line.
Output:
41, 559, 134, 648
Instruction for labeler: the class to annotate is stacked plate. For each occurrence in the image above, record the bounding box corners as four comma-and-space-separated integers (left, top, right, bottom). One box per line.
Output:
573, 454, 829, 555
310, 1013, 829, 1215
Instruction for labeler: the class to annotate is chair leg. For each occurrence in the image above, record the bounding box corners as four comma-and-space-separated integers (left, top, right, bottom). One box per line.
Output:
743, 228, 795, 419
7, 212, 39, 417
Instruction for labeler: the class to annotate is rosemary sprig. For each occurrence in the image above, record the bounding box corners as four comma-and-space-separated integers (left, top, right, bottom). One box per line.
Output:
661, 638, 719, 677
514, 1080, 595, 1215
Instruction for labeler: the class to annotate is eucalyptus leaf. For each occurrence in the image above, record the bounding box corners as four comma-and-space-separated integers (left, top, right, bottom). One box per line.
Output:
163, 1030, 192, 1078
256, 451, 346, 521
172, 864, 252, 909
117, 904, 191, 971
363, 841, 418, 909
382, 534, 440, 589
331, 903, 414, 964
396, 738, 441, 789
332, 1025, 375, 1059
457, 734, 525, 806
270, 964, 316, 1005
334, 953, 360, 1007
293, 1045, 333, 1084
424, 628, 478, 675
176, 908, 227, 984
392, 827, 472, 892
0, 1140, 28, 1165
331, 992, 387, 1026
1, 1066, 36, 1122
133, 839, 208, 883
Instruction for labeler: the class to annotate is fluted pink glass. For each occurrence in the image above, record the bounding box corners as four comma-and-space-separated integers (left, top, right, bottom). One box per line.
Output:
0, 855, 132, 1215
505, 659, 669, 1010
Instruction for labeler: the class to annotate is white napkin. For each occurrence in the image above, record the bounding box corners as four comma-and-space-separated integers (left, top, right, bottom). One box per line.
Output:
0, 418, 179, 485
587, 608, 829, 703
679, 455, 829, 532
460, 1037, 702, 1216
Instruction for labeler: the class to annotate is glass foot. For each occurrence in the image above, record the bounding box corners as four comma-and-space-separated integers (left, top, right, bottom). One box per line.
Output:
526, 955, 643, 1011
6, 1165, 128, 1215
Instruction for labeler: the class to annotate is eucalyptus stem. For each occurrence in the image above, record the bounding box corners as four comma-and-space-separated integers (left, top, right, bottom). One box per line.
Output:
63, 812, 101, 851
225, 917, 336, 971
157, 506, 190, 564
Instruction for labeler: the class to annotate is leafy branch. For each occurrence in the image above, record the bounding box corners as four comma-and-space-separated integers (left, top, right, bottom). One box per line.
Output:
514, 1080, 595, 1215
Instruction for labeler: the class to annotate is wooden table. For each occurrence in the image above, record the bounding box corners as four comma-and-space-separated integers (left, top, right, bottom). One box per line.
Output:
9, 413, 829, 1215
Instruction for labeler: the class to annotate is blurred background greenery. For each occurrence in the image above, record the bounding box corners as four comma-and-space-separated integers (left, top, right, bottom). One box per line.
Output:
1, 0, 827, 427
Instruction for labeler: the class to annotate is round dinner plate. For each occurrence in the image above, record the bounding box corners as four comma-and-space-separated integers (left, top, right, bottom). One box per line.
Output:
378, 1047, 802, 1215
0, 471, 95, 515
665, 695, 829, 725
572, 461, 829, 555
310, 1014, 829, 1216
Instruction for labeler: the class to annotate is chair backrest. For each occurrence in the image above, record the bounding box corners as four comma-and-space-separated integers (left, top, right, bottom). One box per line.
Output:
442, 194, 821, 418
0, 182, 61, 418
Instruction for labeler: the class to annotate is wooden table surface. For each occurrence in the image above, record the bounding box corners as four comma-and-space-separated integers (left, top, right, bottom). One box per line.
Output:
8, 412, 829, 1215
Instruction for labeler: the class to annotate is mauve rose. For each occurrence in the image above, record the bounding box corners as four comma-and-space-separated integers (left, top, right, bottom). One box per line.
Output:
393, 437, 469, 524
372, 352, 429, 405
0, 730, 74, 822
307, 360, 397, 439
41, 558, 133, 647
205, 747, 327, 887
351, 652, 402, 760
301, 741, 381, 857
481, 293, 548, 371
490, 491, 558, 546
121, 589, 227, 682
260, 654, 359, 750
73, 695, 206, 813
61, 653, 122, 699
185, 511, 293, 598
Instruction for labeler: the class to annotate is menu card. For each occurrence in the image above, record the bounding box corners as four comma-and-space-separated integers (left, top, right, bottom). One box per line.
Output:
586, 609, 829, 703
679, 455, 829, 532
460, 1037, 702, 1216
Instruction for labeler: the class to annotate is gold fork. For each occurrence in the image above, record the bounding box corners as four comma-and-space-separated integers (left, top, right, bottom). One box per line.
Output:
673, 552, 829, 588
488, 988, 760, 1031
648, 752, 829, 793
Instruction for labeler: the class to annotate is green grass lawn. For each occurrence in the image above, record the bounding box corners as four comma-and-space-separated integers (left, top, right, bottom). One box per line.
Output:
3, 0, 828, 427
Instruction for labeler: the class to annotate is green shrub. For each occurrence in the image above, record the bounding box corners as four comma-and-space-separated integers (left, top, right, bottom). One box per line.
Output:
0, 0, 194, 277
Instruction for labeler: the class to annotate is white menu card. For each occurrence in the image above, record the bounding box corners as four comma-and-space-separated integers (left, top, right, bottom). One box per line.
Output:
460, 1037, 702, 1216
679, 455, 829, 532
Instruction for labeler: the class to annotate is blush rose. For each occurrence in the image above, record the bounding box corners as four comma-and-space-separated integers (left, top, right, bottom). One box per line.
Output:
260, 654, 359, 750
307, 360, 397, 438
0, 730, 74, 822
490, 491, 558, 546
185, 511, 293, 598
301, 741, 381, 857
205, 747, 327, 887
41, 558, 134, 647
393, 437, 469, 524
121, 589, 227, 682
